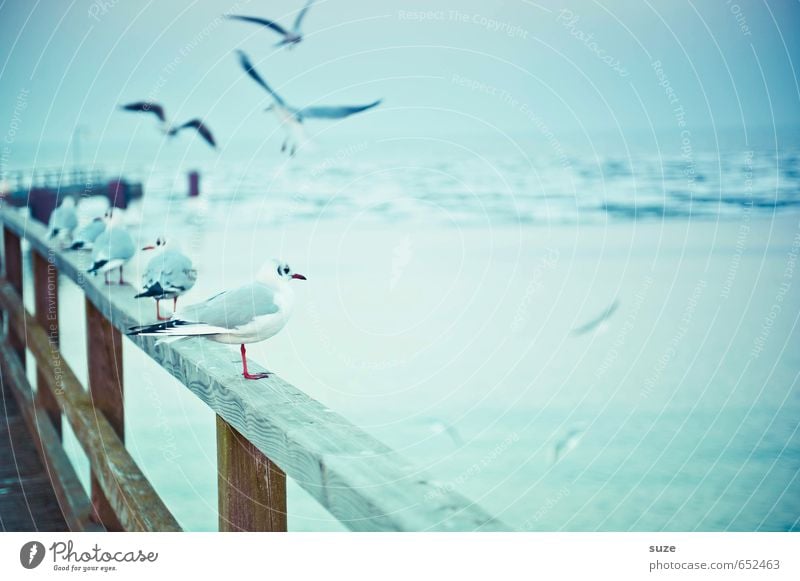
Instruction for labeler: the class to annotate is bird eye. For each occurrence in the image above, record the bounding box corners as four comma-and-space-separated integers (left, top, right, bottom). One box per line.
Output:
283, 266, 290, 275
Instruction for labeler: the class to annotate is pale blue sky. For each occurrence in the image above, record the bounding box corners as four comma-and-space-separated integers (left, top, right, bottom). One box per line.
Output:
1, 0, 798, 165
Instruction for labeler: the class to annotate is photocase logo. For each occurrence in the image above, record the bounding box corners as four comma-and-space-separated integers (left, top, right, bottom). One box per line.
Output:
20, 541, 46, 569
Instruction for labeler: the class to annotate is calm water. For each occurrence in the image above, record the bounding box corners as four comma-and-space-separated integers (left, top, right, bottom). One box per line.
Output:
13, 137, 800, 531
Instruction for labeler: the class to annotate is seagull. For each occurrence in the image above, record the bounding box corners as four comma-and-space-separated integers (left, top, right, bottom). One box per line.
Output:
226, 0, 315, 48
68, 210, 108, 250
128, 259, 307, 380
119, 102, 217, 149
237, 50, 382, 156
135, 236, 198, 321
571, 299, 620, 336
87, 210, 136, 284
47, 197, 78, 243
427, 419, 464, 447
550, 423, 587, 465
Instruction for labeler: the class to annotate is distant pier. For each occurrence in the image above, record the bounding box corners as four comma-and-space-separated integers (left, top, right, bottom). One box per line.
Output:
0, 167, 143, 224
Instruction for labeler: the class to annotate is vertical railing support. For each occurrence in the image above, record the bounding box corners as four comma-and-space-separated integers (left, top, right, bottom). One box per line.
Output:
2, 226, 25, 365
33, 250, 62, 436
217, 415, 287, 531
85, 298, 124, 531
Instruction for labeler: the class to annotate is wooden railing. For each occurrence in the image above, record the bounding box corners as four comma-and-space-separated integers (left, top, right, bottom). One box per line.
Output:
0, 206, 506, 531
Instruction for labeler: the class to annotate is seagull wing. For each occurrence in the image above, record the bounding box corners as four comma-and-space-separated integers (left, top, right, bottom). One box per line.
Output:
176, 282, 279, 329
91, 227, 135, 263
570, 299, 620, 336
175, 119, 217, 148
120, 101, 166, 123
292, 0, 314, 33
237, 50, 287, 107
296, 99, 382, 120
225, 14, 289, 37
146, 250, 197, 294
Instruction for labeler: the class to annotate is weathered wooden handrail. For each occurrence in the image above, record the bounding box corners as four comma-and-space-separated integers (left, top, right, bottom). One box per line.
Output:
0, 279, 181, 531
1, 206, 506, 531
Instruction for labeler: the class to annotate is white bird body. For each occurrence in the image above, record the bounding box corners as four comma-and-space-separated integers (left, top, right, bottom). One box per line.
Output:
69, 216, 106, 250
135, 238, 197, 320
178, 288, 294, 345
47, 197, 78, 242
87, 212, 135, 282
128, 259, 307, 379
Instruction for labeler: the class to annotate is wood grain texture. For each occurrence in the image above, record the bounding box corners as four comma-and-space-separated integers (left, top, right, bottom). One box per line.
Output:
1, 208, 508, 531
85, 298, 125, 531
32, 250, 62, 436
0, 341, 67, 532
217, 415, 287, 531
0, 341, 102, 532
0, 279, 181, 532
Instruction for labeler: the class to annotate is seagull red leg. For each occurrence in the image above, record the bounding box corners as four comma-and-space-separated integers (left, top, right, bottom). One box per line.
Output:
156, 299, 169, 321
240, 344, 269, 380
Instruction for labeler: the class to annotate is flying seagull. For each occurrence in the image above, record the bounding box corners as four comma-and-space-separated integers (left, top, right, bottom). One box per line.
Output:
550, 423, 587, 466
571, 299, 620, 336
135, 236, 198, 321
237, 50, 382, 156
87, 210, 136, 284
47, 197, 78, 244
119, 102, 217, 149
226, 0, 315, 48
128, 259, 307, 380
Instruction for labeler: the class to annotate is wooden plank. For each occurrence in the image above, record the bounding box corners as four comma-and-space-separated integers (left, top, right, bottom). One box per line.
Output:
85, 298, 125, 531
0, 280, 181, 532
0, 341, 102, 532
32, 250, 62, 436
1, 208, 507, 531
217, 415, 287, 532
0, 342, 67, 532
2, 226, 25, 364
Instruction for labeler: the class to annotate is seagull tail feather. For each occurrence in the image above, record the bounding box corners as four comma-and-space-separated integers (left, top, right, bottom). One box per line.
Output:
134, 282, 164, 299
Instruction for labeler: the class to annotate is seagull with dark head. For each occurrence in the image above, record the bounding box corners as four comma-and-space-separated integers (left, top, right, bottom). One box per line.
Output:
237, 50, 382, 156
135, 236, 198, 321
119, 101, 217, 149
128, 259, 307, 380
226, 0, 315, 49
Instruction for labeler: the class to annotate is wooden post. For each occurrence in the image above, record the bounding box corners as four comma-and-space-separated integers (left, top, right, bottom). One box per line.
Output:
107, 179, 128, 209
2, 227, 25, 365
188, 171, 200, 197
32, 250, 62, 436
30, 188, 59, 225
217, 416, 287, 532
85, 298, 124, 531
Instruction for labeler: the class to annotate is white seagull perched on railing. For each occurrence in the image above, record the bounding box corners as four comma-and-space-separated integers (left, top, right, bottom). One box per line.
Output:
135, 236, 198, 321
119, 101, 217, 149
226, 0, 315, 49
237, 50, 382, 156
68, 209, 109, 250
128, 259, 306, 380
87, 210, 136, 284
47, 197, 78, 244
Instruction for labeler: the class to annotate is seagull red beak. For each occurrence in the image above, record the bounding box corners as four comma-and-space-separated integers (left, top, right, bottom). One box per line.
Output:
291, 273, 307, 280
141, 245, 156, 251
